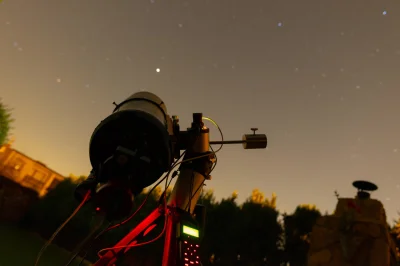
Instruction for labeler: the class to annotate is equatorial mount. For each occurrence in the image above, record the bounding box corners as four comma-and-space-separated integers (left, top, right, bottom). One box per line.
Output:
70, 92, 268, 266
352, 180, 378, 199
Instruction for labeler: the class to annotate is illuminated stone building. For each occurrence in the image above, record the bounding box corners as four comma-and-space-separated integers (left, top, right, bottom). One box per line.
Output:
0, 141, 65, 197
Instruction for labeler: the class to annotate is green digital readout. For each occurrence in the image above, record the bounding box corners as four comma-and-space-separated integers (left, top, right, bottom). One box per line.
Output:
182, 225, 199, 238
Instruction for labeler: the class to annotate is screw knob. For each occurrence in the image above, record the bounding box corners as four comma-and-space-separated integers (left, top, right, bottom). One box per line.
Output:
250, 128, 258, 135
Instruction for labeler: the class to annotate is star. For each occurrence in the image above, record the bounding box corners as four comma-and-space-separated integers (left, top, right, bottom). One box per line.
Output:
56, 78, 61, 83
156, 68, 161, 73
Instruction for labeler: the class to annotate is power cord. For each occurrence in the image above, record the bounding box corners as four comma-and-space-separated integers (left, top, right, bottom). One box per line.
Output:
35, 191, 91, 266
73, 168, 177, 265
93, 152, 186, 260
96, 173, 173, 259
76, 223, 112, 266
106, 150, 185, 231
63, 217, 109, 266
97, 210, 168, 258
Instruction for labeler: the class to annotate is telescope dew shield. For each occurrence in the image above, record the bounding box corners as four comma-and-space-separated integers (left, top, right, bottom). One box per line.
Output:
89, 91, 173, 189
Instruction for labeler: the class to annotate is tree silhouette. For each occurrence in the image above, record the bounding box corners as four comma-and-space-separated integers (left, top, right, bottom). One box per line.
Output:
0, 99, 14, 146
22, 181, 325, 265
284, 204, 321, 266
237, 190, 282, 264
390, 213, 400, 257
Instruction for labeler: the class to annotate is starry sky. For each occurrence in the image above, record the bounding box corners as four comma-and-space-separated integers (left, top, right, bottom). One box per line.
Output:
1, 0, 400, 222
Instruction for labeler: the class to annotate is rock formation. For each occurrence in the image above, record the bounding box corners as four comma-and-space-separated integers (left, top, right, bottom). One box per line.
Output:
307, 181, 399, 266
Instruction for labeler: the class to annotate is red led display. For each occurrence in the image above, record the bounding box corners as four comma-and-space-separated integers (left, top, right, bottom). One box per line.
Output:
182, 239, 200, 265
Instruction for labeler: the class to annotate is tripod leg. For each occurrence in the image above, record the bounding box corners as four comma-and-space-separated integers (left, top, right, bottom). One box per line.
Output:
162, 209, 177, 266
93, 207, 162, 266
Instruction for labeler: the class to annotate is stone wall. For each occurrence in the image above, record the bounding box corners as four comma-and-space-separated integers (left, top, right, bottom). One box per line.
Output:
307, 197, 399, 266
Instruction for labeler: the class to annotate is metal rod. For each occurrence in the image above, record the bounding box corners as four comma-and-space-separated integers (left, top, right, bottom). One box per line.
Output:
209, 140, 262, 145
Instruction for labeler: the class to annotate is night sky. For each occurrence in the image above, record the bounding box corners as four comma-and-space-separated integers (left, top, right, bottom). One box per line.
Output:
2, 0, 400, 221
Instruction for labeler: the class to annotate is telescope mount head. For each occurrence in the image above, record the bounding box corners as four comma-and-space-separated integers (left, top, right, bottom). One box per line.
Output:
352, 180, 378, 200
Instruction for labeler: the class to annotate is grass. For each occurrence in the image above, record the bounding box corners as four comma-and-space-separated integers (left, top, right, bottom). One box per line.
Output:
0, 224, 92, 266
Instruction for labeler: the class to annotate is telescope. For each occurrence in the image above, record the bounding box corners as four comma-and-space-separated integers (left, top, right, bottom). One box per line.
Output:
73, 91, 267, 266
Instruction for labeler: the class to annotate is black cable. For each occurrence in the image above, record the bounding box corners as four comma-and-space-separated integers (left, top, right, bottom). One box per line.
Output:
94, 162, 182, 262
64, 219, 109, 266
68, 174, 171, 266
185, 144, 217, 211
165, 169, 179, 193
185, 179, 206, 211
112, 150, 184, 228
187, 172, 195, 213
106, 164, 177, 232
73, 153, 186, 265
209, 144, 218, 173
73, 176, 169, 266
164, 152, 185, 194
76, 222, 112, 266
